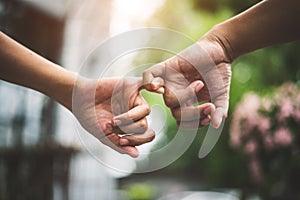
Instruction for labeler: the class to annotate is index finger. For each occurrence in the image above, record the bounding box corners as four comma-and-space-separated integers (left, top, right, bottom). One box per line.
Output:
113, 96, 150, 126
119, 128, 155, 146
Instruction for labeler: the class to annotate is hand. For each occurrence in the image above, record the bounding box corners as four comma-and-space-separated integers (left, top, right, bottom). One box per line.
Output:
72, 77, 154, 158
143, 39, 232, 129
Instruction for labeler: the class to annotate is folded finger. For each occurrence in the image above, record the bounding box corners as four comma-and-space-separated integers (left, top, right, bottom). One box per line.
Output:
171, 103, 214, 121
120, 128, 155, 146
177, 116, 211, 130
164, 80, 204, 108
212, 107, 226, 129
113, 103, 150, 126
102, 133, 139, 158
112, 118, 148, 134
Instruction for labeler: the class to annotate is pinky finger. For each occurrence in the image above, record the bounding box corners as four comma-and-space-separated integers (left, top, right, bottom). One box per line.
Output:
102, 133, 140, 158
120, 128, 155, 146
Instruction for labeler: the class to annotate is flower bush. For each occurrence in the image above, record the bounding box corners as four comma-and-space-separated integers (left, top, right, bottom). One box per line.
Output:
230, 82, 300, 199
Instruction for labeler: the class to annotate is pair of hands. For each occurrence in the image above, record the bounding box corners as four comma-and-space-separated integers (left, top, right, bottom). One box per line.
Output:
74, 39, 232, 158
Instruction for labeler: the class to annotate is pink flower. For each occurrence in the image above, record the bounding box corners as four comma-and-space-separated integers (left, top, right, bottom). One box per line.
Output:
245, 140, 257, 155
249, 157, 263, 183
273, 127, 293, 146
257, 117, 270, 133
230, 93, 260, 147
263, 134, 274, 150
278, 99, 293, 122
261, 98, 273, 112
292, 109, 300, 122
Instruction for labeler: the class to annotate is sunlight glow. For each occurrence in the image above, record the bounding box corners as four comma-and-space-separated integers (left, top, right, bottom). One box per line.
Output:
110, 0, 165, 35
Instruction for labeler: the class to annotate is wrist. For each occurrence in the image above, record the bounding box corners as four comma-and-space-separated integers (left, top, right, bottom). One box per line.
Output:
43, 67, 77, 111
200, 25, 234, 64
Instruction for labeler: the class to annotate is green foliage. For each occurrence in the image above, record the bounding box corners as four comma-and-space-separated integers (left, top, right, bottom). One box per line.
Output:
125, 183, 156, 200
149, 0, 233, 38
139, 0, 300, 195
230, 83, 300, 198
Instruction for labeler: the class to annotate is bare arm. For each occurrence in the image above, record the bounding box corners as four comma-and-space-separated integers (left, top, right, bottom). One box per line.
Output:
143, 0, 300, 129
203, 0, 300, 62
0, 31, 76, 110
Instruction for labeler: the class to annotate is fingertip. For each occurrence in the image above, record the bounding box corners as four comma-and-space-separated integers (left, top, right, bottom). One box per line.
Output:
120, 138, 129, 146
193, 81, 204, 92
150, 82, 159, 90
203, 103, 215, 115
201, 117, 211, 126
156, 87, 165, 94
151, 77, 164, 90
212, 116, 222, 129
128, 148, 139, 158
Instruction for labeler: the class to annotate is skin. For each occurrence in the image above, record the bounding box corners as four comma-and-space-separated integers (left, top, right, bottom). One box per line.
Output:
143, 0, 300, 129
143, 40, 229, 129
0, 31, 154, 158
2, 0, 298, 156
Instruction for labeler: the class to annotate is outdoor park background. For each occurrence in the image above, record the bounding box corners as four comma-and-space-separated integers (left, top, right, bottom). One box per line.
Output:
0, 0, 299, 199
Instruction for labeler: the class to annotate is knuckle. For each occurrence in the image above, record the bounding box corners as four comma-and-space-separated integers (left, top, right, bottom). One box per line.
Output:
177, 57, 186, 69
142, 69, 149, 77
164, 96, 177, 108
148, 133, 155, 142
143, 105, 151, 116
139, 119, 148, 128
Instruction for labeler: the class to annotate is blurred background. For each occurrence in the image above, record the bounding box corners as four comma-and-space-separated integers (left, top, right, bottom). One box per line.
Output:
0, 0, 299, 200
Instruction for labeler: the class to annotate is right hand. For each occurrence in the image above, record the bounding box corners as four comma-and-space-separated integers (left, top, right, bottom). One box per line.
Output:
143, 39, 232, 129
72, 77, 154, 158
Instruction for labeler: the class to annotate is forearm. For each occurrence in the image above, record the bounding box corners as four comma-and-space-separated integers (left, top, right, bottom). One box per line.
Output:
202, 0, 300, 62
0, 32, 76, 111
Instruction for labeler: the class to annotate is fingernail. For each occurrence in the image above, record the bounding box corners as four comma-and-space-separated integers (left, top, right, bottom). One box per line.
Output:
120, 138, 129, 145
150, 82, 158, 90
151, 79, 161, 90
195, 82, 204, 92
114, 119, 122, 126
201, 118, 210, 126
157, 87, 165, 94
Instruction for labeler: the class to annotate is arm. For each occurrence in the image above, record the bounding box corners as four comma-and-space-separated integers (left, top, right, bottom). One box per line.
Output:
0, 31, 75, 110
203, 0, 300, 62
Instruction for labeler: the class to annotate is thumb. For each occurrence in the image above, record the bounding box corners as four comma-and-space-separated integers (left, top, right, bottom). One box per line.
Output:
211, 99, 228, 128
